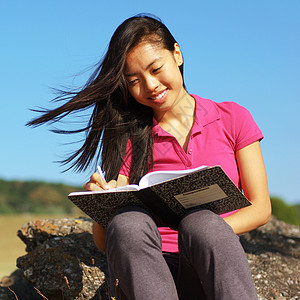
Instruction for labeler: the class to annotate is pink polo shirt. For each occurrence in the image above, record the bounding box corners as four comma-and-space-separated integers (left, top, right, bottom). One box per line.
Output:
119, 95, 263, 252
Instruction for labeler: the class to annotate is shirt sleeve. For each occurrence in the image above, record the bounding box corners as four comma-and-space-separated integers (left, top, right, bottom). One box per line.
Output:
119, 139, 132, 176
231, 102, 264, 151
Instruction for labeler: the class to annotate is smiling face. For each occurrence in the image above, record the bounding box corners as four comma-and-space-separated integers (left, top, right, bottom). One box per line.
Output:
124, 41, 186, 118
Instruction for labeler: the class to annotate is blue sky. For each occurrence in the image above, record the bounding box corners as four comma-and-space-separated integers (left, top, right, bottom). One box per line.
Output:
1, 1, 299, 204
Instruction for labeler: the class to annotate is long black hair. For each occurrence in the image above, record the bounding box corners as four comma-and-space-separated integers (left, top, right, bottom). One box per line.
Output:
27, 14, 184, 184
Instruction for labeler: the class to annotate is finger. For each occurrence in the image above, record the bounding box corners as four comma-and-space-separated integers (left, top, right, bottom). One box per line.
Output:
107, 180, 117, 189
83, 182, 103, 191
90, 172, 109, 189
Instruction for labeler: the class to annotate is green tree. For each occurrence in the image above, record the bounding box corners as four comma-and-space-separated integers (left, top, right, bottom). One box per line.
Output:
0, 179, 81, 214
271, 196, 299, 226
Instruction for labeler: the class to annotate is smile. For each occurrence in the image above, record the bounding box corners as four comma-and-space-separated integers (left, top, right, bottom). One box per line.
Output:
149, 89, 167, 100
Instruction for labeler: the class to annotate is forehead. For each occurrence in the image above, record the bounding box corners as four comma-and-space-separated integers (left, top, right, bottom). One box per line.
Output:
125, 42, 171, 70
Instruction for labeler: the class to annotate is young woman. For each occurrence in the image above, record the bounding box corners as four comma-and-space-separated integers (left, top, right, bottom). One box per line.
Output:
28, 15, 271, 300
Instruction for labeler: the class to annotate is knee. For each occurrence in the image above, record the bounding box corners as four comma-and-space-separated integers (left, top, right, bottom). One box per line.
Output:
178, 210, 235, 248
179, 209, 226, 232
106, 207, 161, 252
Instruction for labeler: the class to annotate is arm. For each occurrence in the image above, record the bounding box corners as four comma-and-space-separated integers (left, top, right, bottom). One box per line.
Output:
84, 173, 129, 252
223, 141, 271, 235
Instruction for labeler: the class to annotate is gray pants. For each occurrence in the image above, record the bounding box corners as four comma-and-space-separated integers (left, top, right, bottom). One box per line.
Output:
105, 207, 258, 300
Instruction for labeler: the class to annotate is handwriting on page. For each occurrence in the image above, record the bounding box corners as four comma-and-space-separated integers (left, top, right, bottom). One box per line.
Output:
174, 184, 227, 209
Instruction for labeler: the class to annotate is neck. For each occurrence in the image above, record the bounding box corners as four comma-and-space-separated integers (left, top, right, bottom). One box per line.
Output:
154, 91, 196, 151
154, 91, 195, 128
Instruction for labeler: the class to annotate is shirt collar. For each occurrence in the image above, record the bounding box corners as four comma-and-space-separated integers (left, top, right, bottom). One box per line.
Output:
153, 118, 167, 136
192, 94, 220, 131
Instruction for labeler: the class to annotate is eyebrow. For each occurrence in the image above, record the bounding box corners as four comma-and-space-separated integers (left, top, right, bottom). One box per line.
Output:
124, 58, 161, 77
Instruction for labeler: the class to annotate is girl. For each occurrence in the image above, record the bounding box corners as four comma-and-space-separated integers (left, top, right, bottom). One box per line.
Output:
28, 15, 271, 300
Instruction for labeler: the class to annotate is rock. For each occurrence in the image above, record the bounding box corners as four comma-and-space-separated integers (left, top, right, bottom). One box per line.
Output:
1, 217, 109, 300
0, 269, 43, 300
17, 218, 95, 253
240, 216, 300, 299
0, 216, 299, 299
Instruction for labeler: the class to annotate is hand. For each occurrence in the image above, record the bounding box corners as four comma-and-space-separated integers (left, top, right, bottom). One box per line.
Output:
83, 172, 117, 191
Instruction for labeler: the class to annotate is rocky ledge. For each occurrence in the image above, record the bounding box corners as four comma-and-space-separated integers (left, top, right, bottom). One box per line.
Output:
0, 216, 299, 299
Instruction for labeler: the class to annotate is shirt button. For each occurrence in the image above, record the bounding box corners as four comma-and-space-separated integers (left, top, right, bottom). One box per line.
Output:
188, 149, 192, 155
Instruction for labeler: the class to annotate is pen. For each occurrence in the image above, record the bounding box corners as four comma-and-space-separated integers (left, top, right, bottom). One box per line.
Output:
97, 165, 106, 181
97, 165, 108, 189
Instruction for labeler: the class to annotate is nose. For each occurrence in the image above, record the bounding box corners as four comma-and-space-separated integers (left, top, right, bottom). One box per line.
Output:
144, 75, 158, 92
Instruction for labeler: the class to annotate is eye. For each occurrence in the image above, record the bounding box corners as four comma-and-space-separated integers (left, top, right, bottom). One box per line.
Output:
152, 66, 162, 73
128, 78, 138, 85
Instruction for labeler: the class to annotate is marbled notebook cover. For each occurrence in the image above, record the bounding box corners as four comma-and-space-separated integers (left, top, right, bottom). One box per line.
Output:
68, 166, 251, 228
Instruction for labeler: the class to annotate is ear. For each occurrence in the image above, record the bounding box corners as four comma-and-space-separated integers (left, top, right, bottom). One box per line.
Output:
173, 43, 183, 66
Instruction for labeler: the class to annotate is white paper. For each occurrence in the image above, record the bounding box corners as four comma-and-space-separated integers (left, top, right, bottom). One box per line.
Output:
139, 165, 208, 189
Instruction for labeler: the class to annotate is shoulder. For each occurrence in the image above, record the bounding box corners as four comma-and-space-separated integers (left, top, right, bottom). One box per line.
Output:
191, 94, 263, 149
216, 100, 252, 116
191, 94, 254, 124
215, 101, 256, 128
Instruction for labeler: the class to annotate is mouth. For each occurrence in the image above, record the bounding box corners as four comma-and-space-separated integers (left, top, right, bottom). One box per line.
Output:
149, 89, 168, 101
